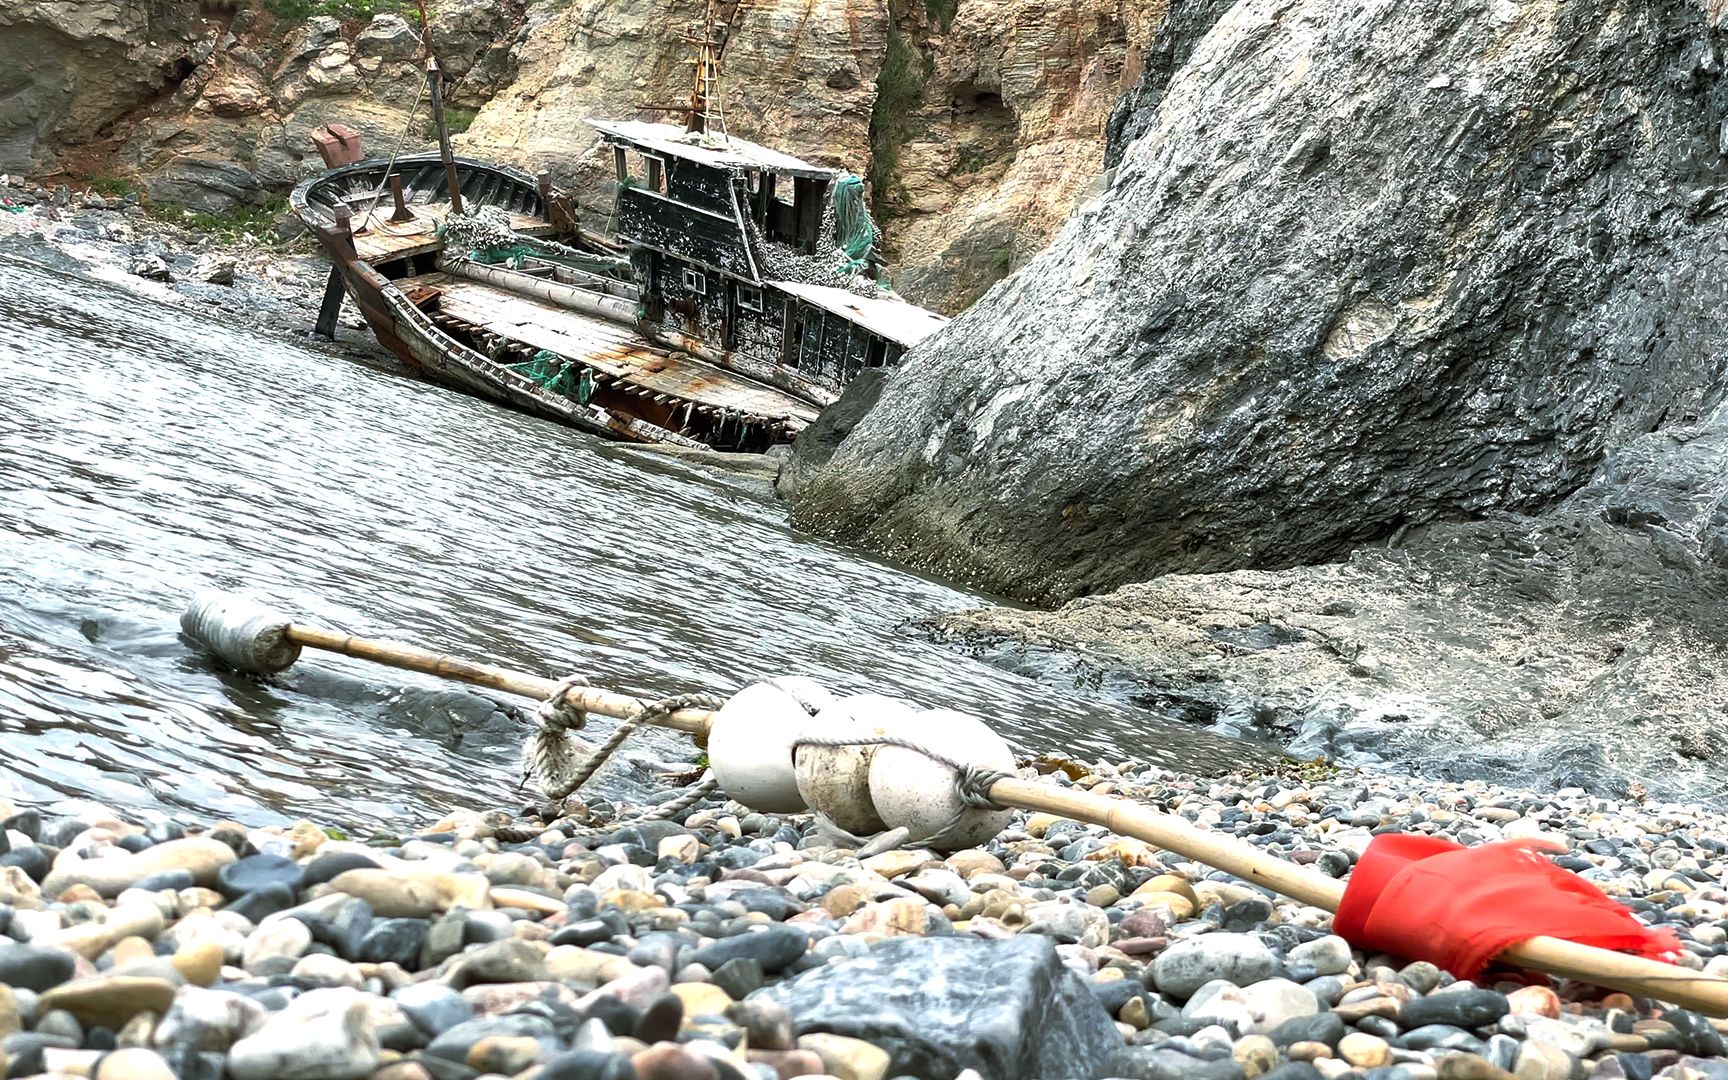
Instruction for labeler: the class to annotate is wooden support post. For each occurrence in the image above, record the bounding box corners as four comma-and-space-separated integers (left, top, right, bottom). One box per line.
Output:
331, 203, 357, 258
314, 267, 345, 340
389, 174, 414, 222
426, 59, 464, 215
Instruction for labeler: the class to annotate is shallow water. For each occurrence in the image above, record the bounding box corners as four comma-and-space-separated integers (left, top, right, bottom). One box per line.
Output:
0, 255, 1268, 832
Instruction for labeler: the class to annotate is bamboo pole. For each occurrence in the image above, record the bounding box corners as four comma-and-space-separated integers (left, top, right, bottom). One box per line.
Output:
281, 625, 708, 734
991, 778, 1728, 1014
271, 623, 1728, 1015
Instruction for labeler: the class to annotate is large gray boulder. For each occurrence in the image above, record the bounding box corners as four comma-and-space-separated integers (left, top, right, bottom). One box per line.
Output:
143, 159, 265, 215
754, 935, 1120, 1080
787, 0, 1728, 603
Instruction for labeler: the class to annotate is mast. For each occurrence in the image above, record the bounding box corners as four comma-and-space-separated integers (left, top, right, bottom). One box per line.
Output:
686, 0, 739, 140
416, 0, 465, 213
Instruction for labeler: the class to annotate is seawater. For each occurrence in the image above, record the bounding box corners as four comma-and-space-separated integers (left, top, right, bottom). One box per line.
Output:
0, 255, 1261, 831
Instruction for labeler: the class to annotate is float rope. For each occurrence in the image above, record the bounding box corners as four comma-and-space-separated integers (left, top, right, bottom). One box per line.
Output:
535, 689, 727, 812
792, 732, 1012, 849
523, 674, 589, 797
353, 72, 431, 230
564, 773, 723, 839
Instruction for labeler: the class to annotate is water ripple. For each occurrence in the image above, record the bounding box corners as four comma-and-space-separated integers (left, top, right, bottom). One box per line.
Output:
0, 255, 1266, 832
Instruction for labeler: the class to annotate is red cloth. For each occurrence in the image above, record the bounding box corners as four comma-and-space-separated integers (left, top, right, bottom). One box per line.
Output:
1334, 834, 1681, 978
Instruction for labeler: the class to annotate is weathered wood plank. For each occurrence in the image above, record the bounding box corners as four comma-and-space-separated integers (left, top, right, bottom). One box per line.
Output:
403, 273, 817, 419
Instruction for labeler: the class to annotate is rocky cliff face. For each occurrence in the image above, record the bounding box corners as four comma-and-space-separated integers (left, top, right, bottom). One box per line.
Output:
786, 0, 1728, 603
7, 0, 1153, 312
0, 1, 202, 176
456, 0, 886, 220
119, 2, 520, 213
934, 401, 1728, 800
459, 0, 1159, 312
0, 0, 519, 212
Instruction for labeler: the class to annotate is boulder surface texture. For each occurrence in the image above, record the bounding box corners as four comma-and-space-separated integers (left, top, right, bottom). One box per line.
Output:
755, 934, 1119, 1080
787, 0, 1728, 604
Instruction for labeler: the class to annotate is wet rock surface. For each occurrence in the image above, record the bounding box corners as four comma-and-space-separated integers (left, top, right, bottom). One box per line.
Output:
0, 175, 391, 362
932, 402, 1728, 800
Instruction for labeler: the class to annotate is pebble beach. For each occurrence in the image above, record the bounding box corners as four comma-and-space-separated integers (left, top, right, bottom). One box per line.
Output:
4, 763, 1728, 1080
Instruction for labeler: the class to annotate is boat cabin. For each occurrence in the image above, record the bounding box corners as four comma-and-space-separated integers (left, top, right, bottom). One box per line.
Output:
588, 119, 947, 401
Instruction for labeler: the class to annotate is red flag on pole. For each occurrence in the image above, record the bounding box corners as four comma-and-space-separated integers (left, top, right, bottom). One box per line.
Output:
1334, 834, 1682, 979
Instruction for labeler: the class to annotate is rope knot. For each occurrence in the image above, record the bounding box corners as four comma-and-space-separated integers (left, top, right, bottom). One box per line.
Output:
538, 674, 590, 734
633, 691, 727, 725
955, 765, 1010, 811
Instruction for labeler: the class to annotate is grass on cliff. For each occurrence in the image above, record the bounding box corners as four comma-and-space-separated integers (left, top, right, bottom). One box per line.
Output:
89, 175, 141, 199
868, 29, 922, 216
924, 0, 958, 31
147, 197, 290, 244
423, 107, 477, 142
259, 0, 412, 21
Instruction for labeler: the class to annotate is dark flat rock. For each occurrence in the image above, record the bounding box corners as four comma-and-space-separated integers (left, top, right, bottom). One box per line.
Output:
1397, 990, 1508, 1031
689, 924, 807, 974
0, 943, 77, 992
217, 854, 304, 900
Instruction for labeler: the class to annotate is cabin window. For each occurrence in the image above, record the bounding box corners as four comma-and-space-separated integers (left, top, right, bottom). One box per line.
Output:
682, 267, 707, 294
736, 285, 764, 313
782, 303, 804, 367
866, 336, 888, 367
616, 148, 668, 194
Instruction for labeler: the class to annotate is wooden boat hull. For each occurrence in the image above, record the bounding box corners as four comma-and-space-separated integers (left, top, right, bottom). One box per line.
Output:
291, 153, 791, 449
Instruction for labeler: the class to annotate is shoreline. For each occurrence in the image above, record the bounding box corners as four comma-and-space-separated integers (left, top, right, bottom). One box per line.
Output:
0, 176, 399, 366
3, 758, 1727, 1080
0, 176, 794, 492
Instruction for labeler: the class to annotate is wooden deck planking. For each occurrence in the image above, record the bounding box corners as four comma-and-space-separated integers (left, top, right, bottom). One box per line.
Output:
350, 206, 553, 263
402, 274, 818, 419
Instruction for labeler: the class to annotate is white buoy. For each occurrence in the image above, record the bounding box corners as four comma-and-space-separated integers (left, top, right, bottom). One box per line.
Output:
706, 680, 823, 813
180, 592, 302, 674
868, 709, 1015, 851
795, 693, 919, 836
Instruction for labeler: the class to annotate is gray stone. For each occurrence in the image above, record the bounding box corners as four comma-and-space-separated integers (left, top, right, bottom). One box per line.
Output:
449, 938, 547, 986
152, 987, 269, 1053
0, 944, 76, 992
425, 1013, 560, 1063
226, 987, 380, 1080
1397, 989, 1508, 1031
1022, 899, 1108, 947
353, 13, 422, 60
1153, 934, 1280, 1000
1186, 979, 1317, 1036
391, 982, 472, 1037
1269, 1011, 1345, 1049
1100, 1046, 1246, 1080
1286, 935, 1351, 978
193, 253, 236, 286
689, 924, 807, 973
128, 254, 171, 281
218, 854, 303, 899
142, 159, 262, 216
755, 934, 1117, 1080
1399, 1024, 1486, 1054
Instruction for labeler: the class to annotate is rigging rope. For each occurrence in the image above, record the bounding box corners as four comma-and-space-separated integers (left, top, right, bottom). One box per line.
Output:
353, 73, 431, 230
